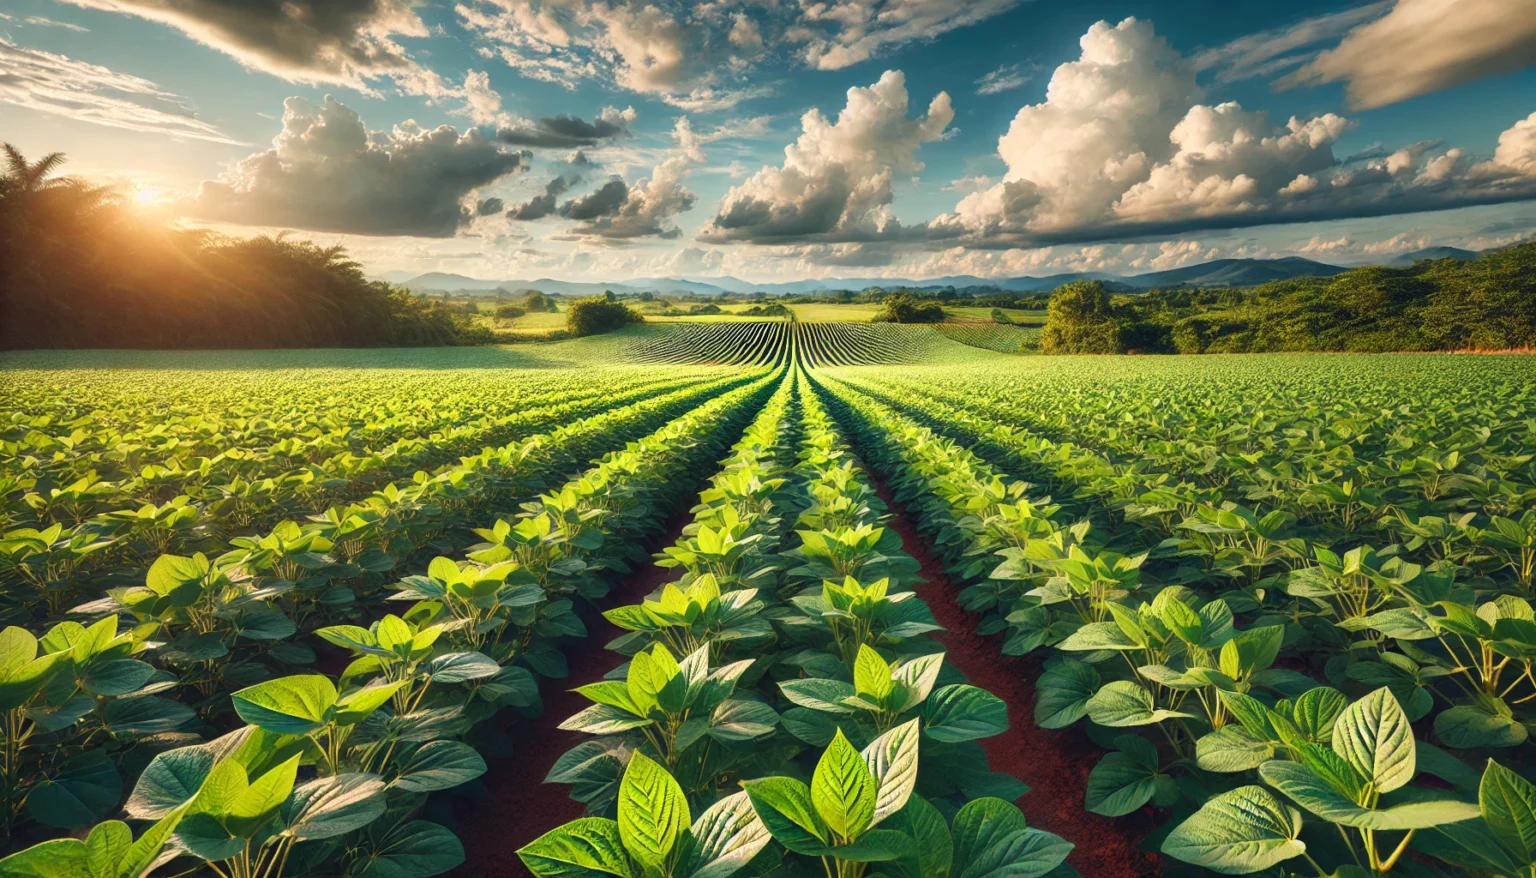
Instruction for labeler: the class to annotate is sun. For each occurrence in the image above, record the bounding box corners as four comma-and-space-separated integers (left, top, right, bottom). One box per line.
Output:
133, 187, 163, 206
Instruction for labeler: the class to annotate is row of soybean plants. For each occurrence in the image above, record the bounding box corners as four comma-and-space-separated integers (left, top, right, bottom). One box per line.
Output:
520, 369, 1076, 878
1, 368, 741, 620
836, 365, 1536, 753
817, 369, 1536, 878
0, 370, 778, 877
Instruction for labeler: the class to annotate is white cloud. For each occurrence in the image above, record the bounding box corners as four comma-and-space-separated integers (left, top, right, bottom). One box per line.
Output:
190, 95, 528, 236
1280, 0, 1536, 109
699, 70, 953, 243
557, 116, 702, 239
794, 0, 1024, 70
60, 0, 449, 95
456, 1, 1023, 104
1192, 2, 1392, 84
934, 17, 1536, 249
975, 62, 1034, 95
0, 38, 242, 144
0, 12, 91, 32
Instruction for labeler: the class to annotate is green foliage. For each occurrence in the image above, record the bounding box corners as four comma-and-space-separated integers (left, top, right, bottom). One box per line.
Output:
567, 297, 645, 336
1040, 281, 1124, 354
0, 145, 490, 350
873, 294, 945, 324
1043, 243, 1536, 354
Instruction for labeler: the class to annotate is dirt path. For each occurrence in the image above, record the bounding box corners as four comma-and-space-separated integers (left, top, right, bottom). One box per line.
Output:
873, 481, 1163, 878
450, 514, 687, 877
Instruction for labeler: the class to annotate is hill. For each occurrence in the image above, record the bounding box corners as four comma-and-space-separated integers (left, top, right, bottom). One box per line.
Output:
390, 257, 1346, 297
1386, 247, 1479, 267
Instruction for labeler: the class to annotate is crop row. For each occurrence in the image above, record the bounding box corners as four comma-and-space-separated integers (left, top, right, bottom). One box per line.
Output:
816, 367, 1536, 877
518, 369, 1078, 878
0, 370, 782, 876
1, 371, 766, 626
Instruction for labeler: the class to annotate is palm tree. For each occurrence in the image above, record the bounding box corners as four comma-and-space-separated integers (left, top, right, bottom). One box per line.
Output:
1, 144, 74, 196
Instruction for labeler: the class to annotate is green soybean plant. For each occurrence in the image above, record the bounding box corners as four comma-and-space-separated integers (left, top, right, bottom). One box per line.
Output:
519, 751, 772, 878
1164, 687, 1481, 875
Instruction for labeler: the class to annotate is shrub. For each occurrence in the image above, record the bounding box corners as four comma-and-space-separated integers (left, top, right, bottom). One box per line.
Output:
494, 304, 527, 320
873, 292, 945, 323
1041, 281, 1124, 354
565, 296, 643, 336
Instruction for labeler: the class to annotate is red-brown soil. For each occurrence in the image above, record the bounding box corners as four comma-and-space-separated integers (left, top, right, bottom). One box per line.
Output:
450, 517, 686, 877
873, 482, 1162, 878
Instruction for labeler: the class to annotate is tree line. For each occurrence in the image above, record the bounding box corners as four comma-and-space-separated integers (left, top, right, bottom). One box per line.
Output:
0, 146, 492, 350
1042, 243, 1536, 354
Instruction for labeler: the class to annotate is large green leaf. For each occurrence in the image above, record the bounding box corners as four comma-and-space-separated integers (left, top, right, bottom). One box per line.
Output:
28, 752, 120, 828
232, 675, 337, 735
1034, 661, 1098, 729
682, 791, 771, 878
1480, 759, 1536, 864
1332, 687, 1414, 793
1161, 785, 1306, 875
281, 773, 387, 840
887, 796, 953, 878
1259, 761, 1478, 829
1435, 700, 1528, 749
812, 729, 877, 840
744, 777, 829, 855
356, 821, 466, 878
923, 685, 1007, 743
1085, 681, 1193, 727
518, 817, 633, 877
1085, 752, 1157, 817
126, 746, 215, 819
617, 752, 689, 867
862, 718, 920, 828
1196, 726, 1273, 773
392, 741, 487, 793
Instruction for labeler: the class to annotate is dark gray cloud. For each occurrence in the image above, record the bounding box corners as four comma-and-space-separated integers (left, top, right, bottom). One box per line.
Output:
497, 109, 633, 148
476, 197, 504, 215
60, 0, 438, 91
568, 150, 595, 166
508, 174, 580, 221
559, 178, 630, 220
191, 95, 528, 237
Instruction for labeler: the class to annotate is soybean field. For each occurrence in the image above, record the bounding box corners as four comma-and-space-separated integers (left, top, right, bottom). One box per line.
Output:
2, 325, 1535, 878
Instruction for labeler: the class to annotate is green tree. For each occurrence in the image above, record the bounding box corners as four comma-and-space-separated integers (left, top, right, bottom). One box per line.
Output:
874, 292, 945, 323
566, 296, 643, 336
1041, 281, 1124, 354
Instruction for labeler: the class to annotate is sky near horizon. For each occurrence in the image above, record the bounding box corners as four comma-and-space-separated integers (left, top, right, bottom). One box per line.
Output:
3, 0, 1535, 283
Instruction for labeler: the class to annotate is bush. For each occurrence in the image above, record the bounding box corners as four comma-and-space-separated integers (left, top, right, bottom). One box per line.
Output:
494, 304, 527, 320
688, 303, 722, 315
566, 296, 643, 336
521, 290, 558, 313
1040, 281, 1124, 354
873, 293, 945, 323
741, 303, 791, 317
991, 308, 1012, 325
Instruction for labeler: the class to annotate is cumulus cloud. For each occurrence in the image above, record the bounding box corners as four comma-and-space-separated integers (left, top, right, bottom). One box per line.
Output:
1279, 0, 1536, 109
559, 116, 702, 239
496, 105, 635, 147
510, 173, 580, 220
934, 17, 1536, 249
975, 62, 1035, 95
190, 95, 528, 236
698, 70, 953, 244
0, 38, 241, 144
59, 0, 446, 94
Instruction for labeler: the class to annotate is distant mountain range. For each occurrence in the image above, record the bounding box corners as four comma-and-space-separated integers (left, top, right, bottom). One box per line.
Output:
385, 249, 1488, 296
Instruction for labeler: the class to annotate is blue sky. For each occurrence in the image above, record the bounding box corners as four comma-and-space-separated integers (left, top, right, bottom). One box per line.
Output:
2, 0, 1533, 282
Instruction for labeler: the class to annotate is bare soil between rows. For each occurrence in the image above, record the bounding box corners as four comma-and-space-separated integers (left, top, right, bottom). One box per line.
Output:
449, 511, 689, 878
871, 481, 1163, 878
448, 485, 1160, 878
